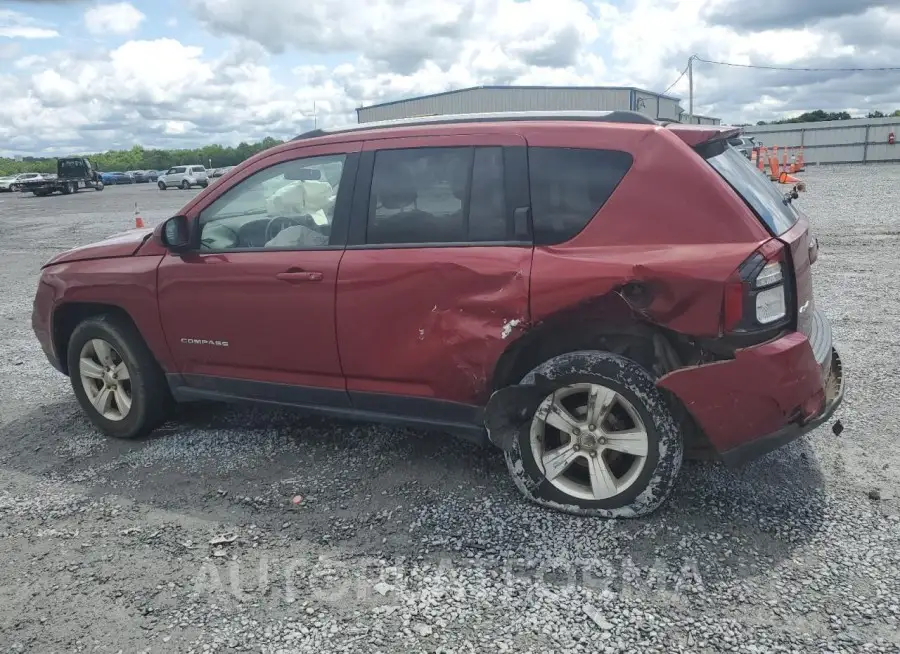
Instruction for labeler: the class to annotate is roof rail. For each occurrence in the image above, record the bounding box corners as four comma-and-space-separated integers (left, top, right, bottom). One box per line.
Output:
292, 110, 659, 141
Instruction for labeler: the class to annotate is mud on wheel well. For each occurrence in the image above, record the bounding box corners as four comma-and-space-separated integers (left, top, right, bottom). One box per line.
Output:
52, 303, 136, 376
489, 304, 713, 456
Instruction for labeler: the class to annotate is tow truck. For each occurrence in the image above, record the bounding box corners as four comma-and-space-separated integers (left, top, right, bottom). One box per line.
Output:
22, 157, 104, 196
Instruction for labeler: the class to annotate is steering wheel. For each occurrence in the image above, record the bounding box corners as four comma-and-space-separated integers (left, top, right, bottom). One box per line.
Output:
264, 214, 331, 243
264, 215, 306, 243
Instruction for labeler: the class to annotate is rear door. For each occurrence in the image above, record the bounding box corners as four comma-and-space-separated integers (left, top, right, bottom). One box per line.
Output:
335, 133, 532, 412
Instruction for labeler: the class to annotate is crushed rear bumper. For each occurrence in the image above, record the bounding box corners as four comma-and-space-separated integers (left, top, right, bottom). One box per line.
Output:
657, 308, 844, 467
718, 346, 844, 467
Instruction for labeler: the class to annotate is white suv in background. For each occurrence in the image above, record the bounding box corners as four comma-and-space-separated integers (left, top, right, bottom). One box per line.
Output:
158, 165, 209, 190
0, 172, 44, 192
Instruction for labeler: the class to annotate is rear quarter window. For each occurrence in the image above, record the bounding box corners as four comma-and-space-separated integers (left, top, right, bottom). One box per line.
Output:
704, 144, 799, 235
528, 147, 633, 245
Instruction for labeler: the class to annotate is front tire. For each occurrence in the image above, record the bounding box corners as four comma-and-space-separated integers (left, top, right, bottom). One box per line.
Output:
67, 314, 172, 439
504, 350, 683, 518
158, 181, 167, 190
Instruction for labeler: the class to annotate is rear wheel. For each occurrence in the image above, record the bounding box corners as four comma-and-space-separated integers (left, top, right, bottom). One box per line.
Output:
67, 314, 172, 439
181, 180, 190, 190
504, 350, 683, 518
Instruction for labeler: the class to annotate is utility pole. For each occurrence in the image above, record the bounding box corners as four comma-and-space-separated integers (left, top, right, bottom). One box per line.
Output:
313, 101, 318, 129
687, 55, 694, 124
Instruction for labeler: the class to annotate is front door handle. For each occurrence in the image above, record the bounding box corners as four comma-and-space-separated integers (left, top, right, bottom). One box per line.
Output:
276, 270, 323, 282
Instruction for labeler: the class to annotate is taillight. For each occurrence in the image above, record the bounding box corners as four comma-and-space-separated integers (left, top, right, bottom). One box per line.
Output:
722, 240, 792, 335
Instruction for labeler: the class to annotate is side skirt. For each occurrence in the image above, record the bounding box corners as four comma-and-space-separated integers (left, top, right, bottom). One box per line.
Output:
166, 374, 490, 446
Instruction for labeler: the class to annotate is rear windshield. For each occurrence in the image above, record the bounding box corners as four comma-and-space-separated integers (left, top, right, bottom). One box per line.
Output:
704, 144, 799, 235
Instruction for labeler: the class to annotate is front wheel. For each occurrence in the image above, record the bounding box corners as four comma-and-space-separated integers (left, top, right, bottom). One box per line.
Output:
158, 182, 166, 190
11, 184, 20, 192
67, 314, 172, 439
504, 350, 683, 518
95, 182, 104, 191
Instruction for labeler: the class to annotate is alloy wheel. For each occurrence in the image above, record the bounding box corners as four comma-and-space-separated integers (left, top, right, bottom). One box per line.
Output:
78, 338, 132, 421
530, 383, 649, 502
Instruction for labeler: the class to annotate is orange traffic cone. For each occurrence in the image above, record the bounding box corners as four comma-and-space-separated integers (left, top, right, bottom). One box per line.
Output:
778, 171, 802, 184
134, 203, 145, 229
768, 151, 781, 181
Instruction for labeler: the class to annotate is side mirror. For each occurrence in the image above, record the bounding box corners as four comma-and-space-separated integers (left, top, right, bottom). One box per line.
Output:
160, 215, 191, 251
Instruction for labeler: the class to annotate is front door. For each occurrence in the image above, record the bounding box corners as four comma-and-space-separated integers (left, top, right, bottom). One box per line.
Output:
158, 142, 360, 405
336, 134, 533, 413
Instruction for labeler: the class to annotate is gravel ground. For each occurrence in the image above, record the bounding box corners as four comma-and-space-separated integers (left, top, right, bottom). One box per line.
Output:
0, 172, 899, 653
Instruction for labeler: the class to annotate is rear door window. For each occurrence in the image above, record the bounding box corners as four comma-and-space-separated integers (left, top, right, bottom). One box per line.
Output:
528, 147, 633, 245
366, 146, 508, 245
705, 144, 799, 235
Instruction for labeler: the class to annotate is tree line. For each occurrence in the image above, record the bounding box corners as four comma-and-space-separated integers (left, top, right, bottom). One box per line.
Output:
752, 109, 900, 126
0, 137, 285, 176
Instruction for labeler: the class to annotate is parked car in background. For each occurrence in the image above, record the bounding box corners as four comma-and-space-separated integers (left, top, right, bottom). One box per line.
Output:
127, 170, 152, 183
728, 136, 761, 160
146, 170, 160, 182
0, 172, 45, 192
209, 166, 235, 178
30, 110, 843, 519
100, 171, 134, 185
158, 165, 208, 190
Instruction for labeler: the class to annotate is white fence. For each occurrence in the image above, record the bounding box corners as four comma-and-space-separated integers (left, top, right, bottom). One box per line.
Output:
742, 117, 900, 165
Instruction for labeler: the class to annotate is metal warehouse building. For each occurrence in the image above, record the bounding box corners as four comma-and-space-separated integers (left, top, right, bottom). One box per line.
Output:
356, 86, 720, 125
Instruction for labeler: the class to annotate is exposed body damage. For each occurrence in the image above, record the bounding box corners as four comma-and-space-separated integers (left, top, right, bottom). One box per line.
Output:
657, 334, 838, 455
335, 247, 531, 404
484, 243, 763, 453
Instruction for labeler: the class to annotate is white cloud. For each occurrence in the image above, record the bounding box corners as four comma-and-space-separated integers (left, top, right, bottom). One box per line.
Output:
84, 2, 145, 37
0, 9, 58, 39
2, 0, 900, 156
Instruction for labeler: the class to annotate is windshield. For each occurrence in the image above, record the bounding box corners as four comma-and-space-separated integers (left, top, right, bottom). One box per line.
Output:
706, 145, 799, 235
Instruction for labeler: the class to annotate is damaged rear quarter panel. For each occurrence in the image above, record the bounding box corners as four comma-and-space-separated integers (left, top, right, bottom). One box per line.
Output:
524, 124, 771, 337
530, 243, 766, 337
335, 246, 532, 404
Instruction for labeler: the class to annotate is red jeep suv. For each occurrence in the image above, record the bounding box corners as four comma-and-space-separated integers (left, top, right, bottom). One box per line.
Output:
32, 111, 844, 518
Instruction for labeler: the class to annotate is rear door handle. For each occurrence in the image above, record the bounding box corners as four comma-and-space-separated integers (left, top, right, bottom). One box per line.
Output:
276, 270, 323, 282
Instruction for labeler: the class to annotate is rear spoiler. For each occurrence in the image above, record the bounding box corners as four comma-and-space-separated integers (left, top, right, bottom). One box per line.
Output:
664, 124, 742, 147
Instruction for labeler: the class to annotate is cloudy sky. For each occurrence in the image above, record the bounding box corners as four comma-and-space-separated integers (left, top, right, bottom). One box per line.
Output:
1, 0, 899, 156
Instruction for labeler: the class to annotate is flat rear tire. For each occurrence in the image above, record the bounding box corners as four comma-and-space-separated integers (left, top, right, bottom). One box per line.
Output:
504, 350, 683, 518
